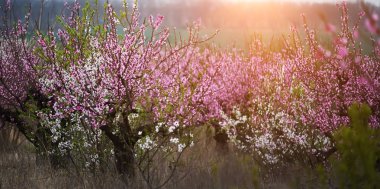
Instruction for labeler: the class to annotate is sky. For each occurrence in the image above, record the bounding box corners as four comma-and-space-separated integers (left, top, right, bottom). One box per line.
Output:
158, 0, 380, 6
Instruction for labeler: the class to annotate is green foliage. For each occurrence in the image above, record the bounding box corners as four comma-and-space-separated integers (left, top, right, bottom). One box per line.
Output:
333, 103, 380, 189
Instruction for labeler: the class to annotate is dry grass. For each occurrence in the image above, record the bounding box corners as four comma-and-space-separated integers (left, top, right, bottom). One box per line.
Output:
0, 129, 320, 189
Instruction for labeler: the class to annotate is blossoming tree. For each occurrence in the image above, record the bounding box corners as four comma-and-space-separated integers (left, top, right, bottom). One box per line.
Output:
220, 3, 380, 166
36, 2, 222, 181
0, 1, 63, 165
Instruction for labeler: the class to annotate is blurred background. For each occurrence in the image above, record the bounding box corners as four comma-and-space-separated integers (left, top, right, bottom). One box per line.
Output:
3, 0, 380, 46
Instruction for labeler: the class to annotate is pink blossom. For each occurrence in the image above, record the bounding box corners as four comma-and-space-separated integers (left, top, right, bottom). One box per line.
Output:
325, 23, 336, 33
365, 18, 377, 34
37, 37, 46, 48
353, 29, 359, 39
337, 46, 348, 58
6, 0, 11, 10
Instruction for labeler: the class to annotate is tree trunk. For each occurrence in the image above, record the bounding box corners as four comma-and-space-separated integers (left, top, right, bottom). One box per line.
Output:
100, 124, 137, 183
114, 143, 135, 179
213, 126, 229, 155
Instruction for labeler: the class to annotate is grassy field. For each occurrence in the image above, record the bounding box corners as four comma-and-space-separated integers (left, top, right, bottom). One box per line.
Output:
0, 127, 326, 189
